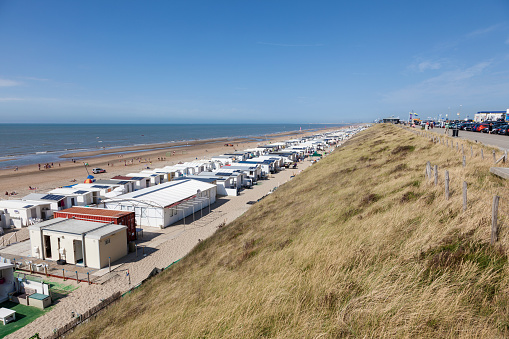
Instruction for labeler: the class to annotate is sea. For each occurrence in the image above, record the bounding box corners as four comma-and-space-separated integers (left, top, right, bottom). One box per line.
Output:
0, 123, 344, 169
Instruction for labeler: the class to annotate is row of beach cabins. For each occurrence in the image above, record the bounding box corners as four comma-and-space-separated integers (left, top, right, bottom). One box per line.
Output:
0, 128, 361, 274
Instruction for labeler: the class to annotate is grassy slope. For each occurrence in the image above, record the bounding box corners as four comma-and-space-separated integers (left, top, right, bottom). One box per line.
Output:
71, 124, 509, 338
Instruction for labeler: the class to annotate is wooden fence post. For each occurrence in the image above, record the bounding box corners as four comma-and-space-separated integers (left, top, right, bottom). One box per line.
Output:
456, 142, 459, 152
463, 156, 466, 167
434, 165, 438, 186
471, 146, 473, 158
463, 182, 467, 211
493, 150, 496, 163
445, 170, 450, 200
481, 149, 484, 160
462, 144, 464, 156
491, 195, 500, 245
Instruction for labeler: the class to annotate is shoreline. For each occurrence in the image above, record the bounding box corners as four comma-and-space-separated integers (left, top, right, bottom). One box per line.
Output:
0, 126, 327, 170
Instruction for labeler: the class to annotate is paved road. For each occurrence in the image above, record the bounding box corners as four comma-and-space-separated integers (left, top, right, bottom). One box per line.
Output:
433, 128, 509, 151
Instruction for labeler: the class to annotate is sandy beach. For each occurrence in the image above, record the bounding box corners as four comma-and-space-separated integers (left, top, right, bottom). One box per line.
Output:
1, 126, 343, 338
0, 129, 331, 198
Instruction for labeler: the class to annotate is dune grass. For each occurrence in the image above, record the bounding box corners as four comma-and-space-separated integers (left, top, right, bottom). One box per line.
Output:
69, 124, 509, 338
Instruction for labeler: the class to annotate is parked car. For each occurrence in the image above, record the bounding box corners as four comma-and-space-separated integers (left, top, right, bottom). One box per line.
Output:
92, 168, 106, 174
492, 125, 509, 135
465, 123, 477, 131
460, 122, 474, 130
474, 123, 489, 132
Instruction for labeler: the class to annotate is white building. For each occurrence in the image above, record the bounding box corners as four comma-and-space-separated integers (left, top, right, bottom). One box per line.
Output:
48, 187, 95, 206
22, 193, 72, 215
102, 179, 217, 228
71, 183, 120, 204
126, 172, 161, 186
0, 261, 15, 302
29, 218, 127, 269
0, 200, 49, 228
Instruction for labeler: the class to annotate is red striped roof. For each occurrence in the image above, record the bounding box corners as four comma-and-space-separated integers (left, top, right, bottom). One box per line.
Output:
55, 207, 133, 218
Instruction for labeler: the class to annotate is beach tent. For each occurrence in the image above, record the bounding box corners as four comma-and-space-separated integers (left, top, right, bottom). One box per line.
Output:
103, 179, 217, 228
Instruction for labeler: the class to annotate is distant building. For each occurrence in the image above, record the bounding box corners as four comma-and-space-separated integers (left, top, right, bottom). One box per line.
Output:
383, 118, 400, 124
474, 110, 509, 122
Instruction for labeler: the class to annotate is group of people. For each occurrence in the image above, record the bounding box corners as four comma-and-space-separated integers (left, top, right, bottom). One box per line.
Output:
38, 163, 60, 170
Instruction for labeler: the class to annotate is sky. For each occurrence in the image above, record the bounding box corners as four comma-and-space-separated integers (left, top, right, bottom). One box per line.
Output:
0, 0, 508, 124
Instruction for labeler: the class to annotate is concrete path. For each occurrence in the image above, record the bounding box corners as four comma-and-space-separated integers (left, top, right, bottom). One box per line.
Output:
436, 128, 509, 150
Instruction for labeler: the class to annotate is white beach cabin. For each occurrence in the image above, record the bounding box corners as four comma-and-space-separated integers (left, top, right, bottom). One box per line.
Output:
22, 193, 72, 215
0, 200, 49, 228
29, 218, 127, 269
0, 260, 15, 303
48, 188, 94, 207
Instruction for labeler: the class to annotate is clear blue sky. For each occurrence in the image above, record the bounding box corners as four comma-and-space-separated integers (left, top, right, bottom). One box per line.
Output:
1, 0, 508, 123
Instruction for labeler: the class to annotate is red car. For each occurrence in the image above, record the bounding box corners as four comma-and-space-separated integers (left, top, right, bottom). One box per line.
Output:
474, 123, 489, 132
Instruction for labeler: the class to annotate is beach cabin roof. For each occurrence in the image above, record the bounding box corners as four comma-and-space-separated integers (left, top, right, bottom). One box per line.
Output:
57, 206, 133, 218
49, 188, 91, 196
0, 199, 48, 209
174, 176, 218, 184
28, 218, 126, 240
105, 179, 215, 208
94, 179, 130, 185
126, 172, 158, 178
239, 160, 273, 165
226, 165, 259, 170
22, 193, 66, 202
111, 175, 146, 181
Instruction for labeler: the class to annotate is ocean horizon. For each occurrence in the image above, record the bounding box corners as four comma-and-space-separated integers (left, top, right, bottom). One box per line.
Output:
0, 123, 344, 169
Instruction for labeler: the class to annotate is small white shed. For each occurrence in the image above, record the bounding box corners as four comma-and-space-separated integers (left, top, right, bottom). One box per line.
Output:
29, 218, 127, 269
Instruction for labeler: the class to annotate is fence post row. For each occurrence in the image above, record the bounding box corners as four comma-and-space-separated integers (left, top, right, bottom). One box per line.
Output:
445, 170, 450, 200
426, 161, 432, 180
492, 195, 500, 245
463, 182, 467, 211
434, 165, 438, 186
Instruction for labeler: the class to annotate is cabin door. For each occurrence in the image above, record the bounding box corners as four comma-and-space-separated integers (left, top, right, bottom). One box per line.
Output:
44, 235, 52, 258
73, 240, 84, 265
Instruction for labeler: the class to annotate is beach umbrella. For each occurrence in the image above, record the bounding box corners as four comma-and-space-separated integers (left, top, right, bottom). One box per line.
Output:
87, 175, 95, 179
84, 178, 93, 183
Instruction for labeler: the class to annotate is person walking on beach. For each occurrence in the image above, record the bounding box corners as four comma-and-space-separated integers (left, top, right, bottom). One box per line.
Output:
489, 122, 493, 134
